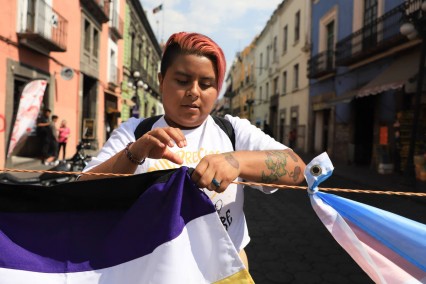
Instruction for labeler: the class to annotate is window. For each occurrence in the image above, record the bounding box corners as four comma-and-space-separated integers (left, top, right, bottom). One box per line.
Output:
130, 33, 135, 64
145, 49, 150, 70
93, 29, 99, 57
109, 50, 117, 83
259, 53, 263, 75
293, 64, 299, 90
26, 0, 36, 31
266, 82, 269, 100
364, 0, 378, 26
273, 36, 277, 62
282, 71, 287, 95
83, 19, 100, 58
283, 25, 288, 53
245, 66, 249, 83
294, 10, 300, 43
259, 86, 263, 102
84, 20, 90, 51
141, 39, 145, 59
363, 0, 378, 48
266, 46, 270, 68
273, 77, 279, 95
326, 20, 335, 69
137, 43, 142, 62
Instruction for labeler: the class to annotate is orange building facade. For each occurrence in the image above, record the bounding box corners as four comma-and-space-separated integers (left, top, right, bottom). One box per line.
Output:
0, 0, 125, 168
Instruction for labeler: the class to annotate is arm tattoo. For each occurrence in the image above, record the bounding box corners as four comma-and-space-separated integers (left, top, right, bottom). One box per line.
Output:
261, 151, 302, 183
224, 153, 239, 169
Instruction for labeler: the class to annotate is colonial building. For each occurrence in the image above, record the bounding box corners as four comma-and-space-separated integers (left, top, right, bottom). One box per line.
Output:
309, 0, 426, 176
239, 41, 257, 122
253, 0, 311, 150
121, 0, 163, 124
0, 0, 125, 168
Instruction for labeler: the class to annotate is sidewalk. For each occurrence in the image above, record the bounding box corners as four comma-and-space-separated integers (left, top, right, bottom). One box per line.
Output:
300, 152, 426, 193
5, 156, 51, 178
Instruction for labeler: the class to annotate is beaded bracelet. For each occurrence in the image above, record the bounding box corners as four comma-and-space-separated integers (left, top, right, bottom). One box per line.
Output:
124, 142, 145, 165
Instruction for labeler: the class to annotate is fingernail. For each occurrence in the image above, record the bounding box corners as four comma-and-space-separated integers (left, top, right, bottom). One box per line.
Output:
168, 140, 174, 147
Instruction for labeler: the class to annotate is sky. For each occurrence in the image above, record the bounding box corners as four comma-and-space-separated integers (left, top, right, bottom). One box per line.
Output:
140, 0, 283, 95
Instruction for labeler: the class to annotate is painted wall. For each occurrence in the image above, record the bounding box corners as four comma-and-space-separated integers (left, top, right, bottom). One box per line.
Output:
0, 0, 82, 167
0, 0, 126, 167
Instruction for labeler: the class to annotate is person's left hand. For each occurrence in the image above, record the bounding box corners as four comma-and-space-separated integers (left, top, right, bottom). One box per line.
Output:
191, 152, 240, 193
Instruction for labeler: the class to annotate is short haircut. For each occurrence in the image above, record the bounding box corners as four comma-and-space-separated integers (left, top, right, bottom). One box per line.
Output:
161, 32, 226, 92
52, 115, 58, 120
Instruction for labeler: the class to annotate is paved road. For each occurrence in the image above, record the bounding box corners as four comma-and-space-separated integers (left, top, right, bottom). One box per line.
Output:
244, 175, 426, 284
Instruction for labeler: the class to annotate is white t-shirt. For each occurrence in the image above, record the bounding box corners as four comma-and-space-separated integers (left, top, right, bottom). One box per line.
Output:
84, 114, 287, 251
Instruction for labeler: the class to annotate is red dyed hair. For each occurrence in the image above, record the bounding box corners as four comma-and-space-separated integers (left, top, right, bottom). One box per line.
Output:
161, 32, 226, 93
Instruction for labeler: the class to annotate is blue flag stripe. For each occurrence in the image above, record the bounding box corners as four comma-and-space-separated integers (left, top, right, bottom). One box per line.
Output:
316, 191, 426, 272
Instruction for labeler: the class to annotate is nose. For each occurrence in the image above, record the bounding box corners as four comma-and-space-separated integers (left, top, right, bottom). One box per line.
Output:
185, 82, 201, 99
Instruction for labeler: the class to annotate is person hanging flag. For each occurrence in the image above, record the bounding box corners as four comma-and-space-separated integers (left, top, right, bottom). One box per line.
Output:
153, 4, 163, 14
305, 153, 426, 283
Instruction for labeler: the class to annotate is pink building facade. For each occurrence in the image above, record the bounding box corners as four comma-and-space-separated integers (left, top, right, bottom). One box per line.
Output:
0, 0, 125, 168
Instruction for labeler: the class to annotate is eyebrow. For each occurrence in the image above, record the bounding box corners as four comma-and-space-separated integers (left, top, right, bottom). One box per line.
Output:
174, 71, 215, 81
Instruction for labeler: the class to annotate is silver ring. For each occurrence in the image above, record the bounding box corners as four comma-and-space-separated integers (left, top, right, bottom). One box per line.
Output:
211, 178, 221, 187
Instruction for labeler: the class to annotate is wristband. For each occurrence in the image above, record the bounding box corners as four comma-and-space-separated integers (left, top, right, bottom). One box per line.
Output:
124, 142, 145, 165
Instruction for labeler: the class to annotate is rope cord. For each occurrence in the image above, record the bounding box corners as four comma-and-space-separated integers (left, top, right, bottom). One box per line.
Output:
1, 168, 425, 197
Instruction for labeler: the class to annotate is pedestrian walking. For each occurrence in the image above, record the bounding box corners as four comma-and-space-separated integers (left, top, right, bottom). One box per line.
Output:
58, 119, 70, 160
36, 108, 55, 165
50, 115, 59, 162
79, 31, 306, 270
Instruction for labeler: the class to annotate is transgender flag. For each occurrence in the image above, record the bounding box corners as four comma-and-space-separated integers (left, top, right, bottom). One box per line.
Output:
0, 167, 252, 283
305, 153, 426, 284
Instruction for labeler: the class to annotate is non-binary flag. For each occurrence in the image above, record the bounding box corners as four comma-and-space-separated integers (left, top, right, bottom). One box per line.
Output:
305, 153, 426, 283
153, 4, 163, 14
0, 167, 253, 284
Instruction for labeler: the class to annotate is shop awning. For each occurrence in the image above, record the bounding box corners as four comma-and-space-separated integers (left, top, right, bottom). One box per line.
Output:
328, 89, 359, 105
357, 51, 420, 98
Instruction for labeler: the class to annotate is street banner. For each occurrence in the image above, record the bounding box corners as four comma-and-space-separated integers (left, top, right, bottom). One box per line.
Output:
7, 79, 47, 157
305, 153, 426, 283
0, 167, 253, 283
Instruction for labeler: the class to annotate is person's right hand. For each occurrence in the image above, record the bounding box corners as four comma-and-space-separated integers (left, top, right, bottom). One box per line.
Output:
131, 127, 186, 165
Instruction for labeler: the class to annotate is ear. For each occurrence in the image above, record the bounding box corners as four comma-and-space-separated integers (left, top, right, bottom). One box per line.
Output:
158, 72, 163, 93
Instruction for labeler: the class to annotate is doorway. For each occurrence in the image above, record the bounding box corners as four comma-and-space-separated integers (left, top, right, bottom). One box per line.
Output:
354, 95, 376, 165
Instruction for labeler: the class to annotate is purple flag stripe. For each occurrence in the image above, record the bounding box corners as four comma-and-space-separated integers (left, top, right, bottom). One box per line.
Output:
0, 167, 216, 273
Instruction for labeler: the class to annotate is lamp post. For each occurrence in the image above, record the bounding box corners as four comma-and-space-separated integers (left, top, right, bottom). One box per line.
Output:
400, 0, 426, 185
128, 71, 149, 118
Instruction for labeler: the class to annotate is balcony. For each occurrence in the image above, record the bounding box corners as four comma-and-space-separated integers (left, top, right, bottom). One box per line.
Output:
308, 50, 335, 79
80, 0, 110, 24
17, 0, 68, 53
109, 8, 124, 39
335, 3, 407, 66
108, 63, 119, 86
